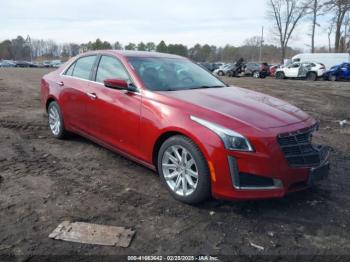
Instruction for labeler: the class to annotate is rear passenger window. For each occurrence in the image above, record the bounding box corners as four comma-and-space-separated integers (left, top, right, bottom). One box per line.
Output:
72, 56, 97, 80
95, 56, 129, 83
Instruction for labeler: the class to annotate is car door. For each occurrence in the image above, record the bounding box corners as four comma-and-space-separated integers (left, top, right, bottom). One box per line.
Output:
285, 63, 300, 77
60, 55, 98, 133
298, 63, 312, 77
86, 55, 142, 157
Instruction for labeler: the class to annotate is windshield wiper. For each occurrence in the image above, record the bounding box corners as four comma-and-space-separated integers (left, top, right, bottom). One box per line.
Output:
189, 85, 226, 90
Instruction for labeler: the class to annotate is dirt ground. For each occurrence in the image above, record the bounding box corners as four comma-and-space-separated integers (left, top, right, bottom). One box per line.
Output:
0, 68, 350, 261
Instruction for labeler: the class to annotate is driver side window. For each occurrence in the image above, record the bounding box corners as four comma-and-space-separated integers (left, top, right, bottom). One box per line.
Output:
95, 56, 130, 83
290, 63, 300, 68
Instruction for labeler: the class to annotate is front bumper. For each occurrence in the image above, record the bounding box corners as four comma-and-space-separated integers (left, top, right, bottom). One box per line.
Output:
210, 144, 331, 201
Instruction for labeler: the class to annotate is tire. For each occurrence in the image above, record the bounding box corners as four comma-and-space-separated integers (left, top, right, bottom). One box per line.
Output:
218, 71, 224, 76
306, 72, 317, 81
157, 135, 211, 204
252, 71, 260, 78
330, 75, 337, 82
276, 72, 285, 80
47, 101, 66, 139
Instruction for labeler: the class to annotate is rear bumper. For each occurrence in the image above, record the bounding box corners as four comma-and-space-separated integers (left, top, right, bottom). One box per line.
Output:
210, 145, 331, 201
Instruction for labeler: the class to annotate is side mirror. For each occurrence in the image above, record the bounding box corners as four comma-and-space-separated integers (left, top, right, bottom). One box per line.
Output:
104, 79, 129, 90
104, 79, 138, 92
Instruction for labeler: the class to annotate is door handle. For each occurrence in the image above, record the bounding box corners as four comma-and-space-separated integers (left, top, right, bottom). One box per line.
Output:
86, 92, 97, 100
56, 81, 64, 87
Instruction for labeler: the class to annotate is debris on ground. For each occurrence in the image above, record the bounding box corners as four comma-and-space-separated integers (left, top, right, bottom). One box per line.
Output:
0, 244, 12, 251
267, 231, 275, 237
209, 211, 215, 216
49, 221, 135, 247
307, 200, 322, 206
249, 241, 265, 251
339, 120, 348, 128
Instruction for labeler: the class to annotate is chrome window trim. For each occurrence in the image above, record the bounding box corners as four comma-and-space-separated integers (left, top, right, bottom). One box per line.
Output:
59, 53, 141, 94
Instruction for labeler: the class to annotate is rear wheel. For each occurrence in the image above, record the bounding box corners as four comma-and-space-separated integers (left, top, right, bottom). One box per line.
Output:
306, 72, 317, 81
48, 101, 66, 139
330, 75, 337, 82
252, 71, 260, 78
157, 135, 211, 204
276, 72, 285, 80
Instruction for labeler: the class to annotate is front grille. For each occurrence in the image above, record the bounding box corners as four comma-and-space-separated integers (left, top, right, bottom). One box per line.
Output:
277, 124, 321, 167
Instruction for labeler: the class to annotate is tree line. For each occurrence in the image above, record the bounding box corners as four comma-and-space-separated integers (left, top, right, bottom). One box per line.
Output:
0, 36, 300, 63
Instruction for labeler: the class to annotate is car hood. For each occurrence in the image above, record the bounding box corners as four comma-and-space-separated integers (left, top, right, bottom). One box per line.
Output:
159, 86, 311, 129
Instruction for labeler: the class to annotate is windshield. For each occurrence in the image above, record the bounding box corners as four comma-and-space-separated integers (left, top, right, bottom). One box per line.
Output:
330, 65, 339, 70
128, 57, 226, 91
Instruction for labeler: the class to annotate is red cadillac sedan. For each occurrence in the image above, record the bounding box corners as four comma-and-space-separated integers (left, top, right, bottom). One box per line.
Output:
40, 50, 330, 204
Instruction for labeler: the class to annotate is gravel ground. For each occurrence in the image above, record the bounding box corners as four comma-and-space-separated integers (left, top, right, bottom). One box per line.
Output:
0, 68, 349, 261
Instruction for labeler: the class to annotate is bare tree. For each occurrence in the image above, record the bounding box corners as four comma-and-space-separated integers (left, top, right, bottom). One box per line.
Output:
268, 0, 310, 61
327, 18, 336, 52
242, 36, 262, 61
343, 12, 350, 51
309, 0, 326, 53
325, 0, 350, 52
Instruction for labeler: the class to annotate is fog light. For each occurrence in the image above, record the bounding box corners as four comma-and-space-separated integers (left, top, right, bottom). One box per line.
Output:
273, 179, 283, 188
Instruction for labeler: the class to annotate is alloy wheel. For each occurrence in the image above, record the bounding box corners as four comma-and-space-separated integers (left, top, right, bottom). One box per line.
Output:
161, 145, 199, 196
48, 106, 61, 136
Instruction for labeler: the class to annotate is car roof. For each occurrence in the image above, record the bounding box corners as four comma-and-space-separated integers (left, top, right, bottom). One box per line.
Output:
79, 50, 186, 59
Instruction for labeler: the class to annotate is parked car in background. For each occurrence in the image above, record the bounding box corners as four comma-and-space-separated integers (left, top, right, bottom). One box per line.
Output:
226, 62, 270, 78
269, 65, 280, 77
213, 63, 234, 76
213, 63, 224, 70
275, 62, 326, 81
323, 62, 350, 81
226, 62, 246, 77
41, 50, 330, 204
292, 53, 349, 70
198, 62, 215, 72
199, 62, 227, 72
245, 62, 270, 78
43, 61, 52, 68
51, 60, 62, 68
243, 62, 261, 77
0, 60, 16, 67
15, 61, 38, 68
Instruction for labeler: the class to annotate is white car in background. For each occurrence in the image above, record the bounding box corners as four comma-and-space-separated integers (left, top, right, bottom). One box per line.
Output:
292, 53, 349, 69
213, 63, 234, 76
275, 62, 326, 81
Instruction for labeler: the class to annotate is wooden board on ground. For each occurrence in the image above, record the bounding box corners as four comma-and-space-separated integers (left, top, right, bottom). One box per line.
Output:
49, 221, 135, 247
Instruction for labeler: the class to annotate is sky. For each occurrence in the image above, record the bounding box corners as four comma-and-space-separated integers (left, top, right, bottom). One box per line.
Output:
0, 0, 331, 50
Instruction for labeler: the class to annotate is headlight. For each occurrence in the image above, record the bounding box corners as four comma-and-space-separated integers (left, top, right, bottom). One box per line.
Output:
190, 116, 254, 152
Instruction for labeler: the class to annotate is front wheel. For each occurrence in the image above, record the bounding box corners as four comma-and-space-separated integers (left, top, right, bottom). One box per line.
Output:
252, 71, 260, 78
48, 101, 66, 139
157, 136, 211, 204
276, 72, 285, 79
